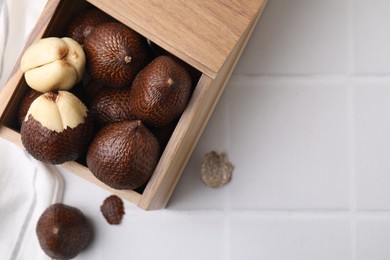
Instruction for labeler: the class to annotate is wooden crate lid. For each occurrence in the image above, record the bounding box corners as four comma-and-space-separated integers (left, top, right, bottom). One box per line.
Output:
87, 0, 266, 79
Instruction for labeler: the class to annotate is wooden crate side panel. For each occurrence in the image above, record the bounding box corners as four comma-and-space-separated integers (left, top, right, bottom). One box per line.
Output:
138, 1, 268, 210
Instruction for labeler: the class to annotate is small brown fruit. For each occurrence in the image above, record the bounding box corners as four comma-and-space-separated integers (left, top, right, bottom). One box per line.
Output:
90, 87, 135, 127
129, 56, 192, 127
66, 8, 114, 44
21, 91, 93, 164
36, 203, 92, 260
100, 195, 125, 225
87, 120, 160, 190
84, 22, 150, 88
146, 40, 202, 86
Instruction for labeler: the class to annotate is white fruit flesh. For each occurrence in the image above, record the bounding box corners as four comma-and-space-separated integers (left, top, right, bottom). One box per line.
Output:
20, 37, 86, 92
61, 37, 86, 82
24, 60, 78, 93
26, 91, 88, 133
20, 38, 68, 72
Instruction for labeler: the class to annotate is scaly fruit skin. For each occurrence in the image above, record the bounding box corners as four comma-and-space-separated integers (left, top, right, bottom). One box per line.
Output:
87, 120, 160, 190
100, 195, 125, 225
20, 91, 93, 165
129, 56, 192, 127
84, 22, 150, 88
90, 87, 136, 127
146, 40, 202, 86
66, 8, 114, 44
36, 203, 92, 260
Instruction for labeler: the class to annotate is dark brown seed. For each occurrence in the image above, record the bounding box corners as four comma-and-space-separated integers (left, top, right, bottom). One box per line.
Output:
84, 22, 151, 88
36, 203, 92, 260
129, 56, 192, 127
66, 8, 114, 44
100, 195, 125, 225
87, 120, 160, 190
90, 87, 136, 127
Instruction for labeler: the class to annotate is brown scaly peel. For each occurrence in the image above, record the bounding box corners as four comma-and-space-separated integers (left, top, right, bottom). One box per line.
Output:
20, 91, 94, 165
83, 22, 151, 88
87, 120, 160, 190
100, 195, 125, 225
66, 7, 115, 45
90, 87, 136, 128
129, 55, 192, 127
146, 39, 202, 86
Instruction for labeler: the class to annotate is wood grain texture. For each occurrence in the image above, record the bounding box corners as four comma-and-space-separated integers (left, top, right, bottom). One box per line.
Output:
87, 0, 267, 79
139, 1, 268, 210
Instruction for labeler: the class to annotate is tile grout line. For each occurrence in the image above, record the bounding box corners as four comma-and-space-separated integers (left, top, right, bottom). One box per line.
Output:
232, 73, 390, 81
224, 92, 232, 260
347, 0, 357, 258
347, 0, 356, 77
348, 79, 358, 260
130, 209, 390, 216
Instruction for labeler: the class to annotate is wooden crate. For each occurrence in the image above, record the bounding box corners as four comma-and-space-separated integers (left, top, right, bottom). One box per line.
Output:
0, 0, 267, 210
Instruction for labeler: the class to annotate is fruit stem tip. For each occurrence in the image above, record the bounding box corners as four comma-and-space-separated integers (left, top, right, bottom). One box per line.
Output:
124, 56, 132, 63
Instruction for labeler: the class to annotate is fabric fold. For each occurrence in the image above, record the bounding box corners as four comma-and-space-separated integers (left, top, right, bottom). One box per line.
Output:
0, 139, 64, 260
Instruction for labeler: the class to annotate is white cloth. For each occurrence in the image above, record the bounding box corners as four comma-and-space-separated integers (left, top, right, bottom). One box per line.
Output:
0, 0, 46, 89
0, 0, 64, 259
0, 139, 64, 260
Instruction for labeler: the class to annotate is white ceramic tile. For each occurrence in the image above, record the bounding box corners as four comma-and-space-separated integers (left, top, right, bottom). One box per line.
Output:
354, 0, 390, 74
227, 77, 350, 210
354, 79, 390, 210
80, 213, 226, 260
230, 216, 351, 260
168, 95, 229, 210
62, 168, 226, 260
357, 217, 390, 260
234, 0, 349, 76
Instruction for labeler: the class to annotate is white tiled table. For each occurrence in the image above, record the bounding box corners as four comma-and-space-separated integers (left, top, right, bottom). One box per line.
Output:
3, 0, 390, 259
